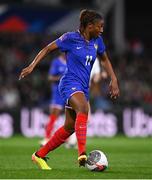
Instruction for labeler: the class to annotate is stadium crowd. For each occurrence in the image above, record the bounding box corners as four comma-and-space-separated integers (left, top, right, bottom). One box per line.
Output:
0, 33, 151, 111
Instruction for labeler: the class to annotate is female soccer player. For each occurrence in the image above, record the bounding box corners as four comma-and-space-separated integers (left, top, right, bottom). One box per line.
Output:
19, 9, 120, 170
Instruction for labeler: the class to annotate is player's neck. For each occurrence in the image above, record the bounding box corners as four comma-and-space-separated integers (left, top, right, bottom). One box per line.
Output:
79, 29, 90, 42
83, 31, 90, 41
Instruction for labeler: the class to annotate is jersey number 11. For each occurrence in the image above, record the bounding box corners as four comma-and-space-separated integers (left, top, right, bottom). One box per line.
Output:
85, 55, 93, 66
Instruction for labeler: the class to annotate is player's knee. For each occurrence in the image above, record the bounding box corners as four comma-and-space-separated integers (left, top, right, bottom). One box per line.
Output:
76, 104, 89, 115
64, 124, 75, 134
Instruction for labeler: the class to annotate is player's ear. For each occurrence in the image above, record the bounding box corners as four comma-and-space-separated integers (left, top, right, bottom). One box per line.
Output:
87, 23, 93, 30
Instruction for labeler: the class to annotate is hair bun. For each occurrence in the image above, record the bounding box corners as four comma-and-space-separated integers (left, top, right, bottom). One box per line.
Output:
80, 9, 90, 21
79, 9, 103, 28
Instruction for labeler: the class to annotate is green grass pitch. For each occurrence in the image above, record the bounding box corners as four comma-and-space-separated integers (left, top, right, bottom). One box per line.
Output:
0, 136, 152, 179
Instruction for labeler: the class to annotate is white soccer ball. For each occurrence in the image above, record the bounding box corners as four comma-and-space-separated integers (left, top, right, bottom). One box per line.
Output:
86, 150, 108, 172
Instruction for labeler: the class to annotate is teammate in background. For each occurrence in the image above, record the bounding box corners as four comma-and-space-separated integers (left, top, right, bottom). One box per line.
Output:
19, 9, 120, 170
40, 53, 66, 146
40, 53, 77, 148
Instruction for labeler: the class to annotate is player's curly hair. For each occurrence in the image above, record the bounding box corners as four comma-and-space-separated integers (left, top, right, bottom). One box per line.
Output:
79, 9, 103, 28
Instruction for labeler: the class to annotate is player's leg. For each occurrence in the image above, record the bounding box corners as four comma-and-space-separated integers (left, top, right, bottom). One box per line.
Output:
32, 108, 75, 169
65, 102, 90, 151
41, 107, 76, 151
63, 107, 76, 133
69, 92, 89, 166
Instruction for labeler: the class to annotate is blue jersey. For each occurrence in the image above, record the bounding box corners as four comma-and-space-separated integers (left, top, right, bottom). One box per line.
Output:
49, 57, 67, 90
55, 31, 105, 89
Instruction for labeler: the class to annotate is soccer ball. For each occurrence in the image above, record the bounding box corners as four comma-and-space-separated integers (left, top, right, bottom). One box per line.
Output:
86, 150, 108, 172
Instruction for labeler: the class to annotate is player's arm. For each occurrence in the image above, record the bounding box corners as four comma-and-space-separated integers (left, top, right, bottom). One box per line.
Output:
19, 41, 58, 80
98, 52, 120, 98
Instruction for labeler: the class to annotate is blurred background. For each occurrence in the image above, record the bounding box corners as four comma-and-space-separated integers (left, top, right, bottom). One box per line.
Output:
0, 0, 152, 138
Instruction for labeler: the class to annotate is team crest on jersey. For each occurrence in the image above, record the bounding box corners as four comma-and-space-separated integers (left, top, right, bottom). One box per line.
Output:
94, 44, 98, 50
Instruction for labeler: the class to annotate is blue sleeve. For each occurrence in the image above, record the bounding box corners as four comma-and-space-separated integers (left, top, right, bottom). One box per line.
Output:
55, 32, 71, 52
97, 36, 106, 56
49, 59, 58, 75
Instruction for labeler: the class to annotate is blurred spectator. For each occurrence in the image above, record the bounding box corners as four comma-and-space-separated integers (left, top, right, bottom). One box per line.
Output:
0, 83, 20, 108
129, 38, 145, 57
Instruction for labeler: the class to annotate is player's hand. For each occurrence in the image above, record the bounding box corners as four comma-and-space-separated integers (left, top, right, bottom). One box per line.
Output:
19, 64, 34, 80
109, 79, 120, 99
